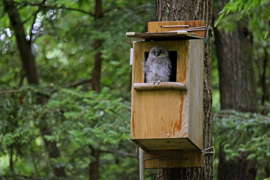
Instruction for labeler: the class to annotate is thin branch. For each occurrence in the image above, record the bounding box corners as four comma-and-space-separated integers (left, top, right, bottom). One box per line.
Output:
89, 145, 95, 153
0, 90, 20, 94
29, 9, 40, 44
99, 149, 138, 158
64, 7, 94, 16
29, 0, 46, 44
21, 16, 32, 25
18, 72, 26, 88
1, 78, 92, 95
0, 174, 57, 180
17, 1, 95, 17
101, 7, 115, 16
68, 79, 91, 88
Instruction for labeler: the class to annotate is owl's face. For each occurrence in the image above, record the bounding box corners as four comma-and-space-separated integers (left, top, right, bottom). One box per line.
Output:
150, 46, 169, 58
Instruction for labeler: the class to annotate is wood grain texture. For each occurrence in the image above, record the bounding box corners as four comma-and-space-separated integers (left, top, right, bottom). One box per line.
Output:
148, 20, 205, 36
126, 31, 203, 41
134, 82, 187, 91
144, 150, 202, 168
131, 40, 204, 152
188, 40, 204, 150
131, 41, 189, 144
154, 0, 213, 178
136, 138, 200, 151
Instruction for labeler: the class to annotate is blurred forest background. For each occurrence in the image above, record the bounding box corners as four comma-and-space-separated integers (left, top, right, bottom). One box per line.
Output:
0, 0, 270, 180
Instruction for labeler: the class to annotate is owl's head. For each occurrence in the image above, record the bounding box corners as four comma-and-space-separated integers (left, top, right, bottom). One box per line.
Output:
150, 46, 169, 58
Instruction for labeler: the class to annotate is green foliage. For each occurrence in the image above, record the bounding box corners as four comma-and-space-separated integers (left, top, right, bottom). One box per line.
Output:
214, 110, 270, 167
0, 0, 155, 178
213, 1, 270, 179
215, 0, 270, 28
0, 85, 134, 179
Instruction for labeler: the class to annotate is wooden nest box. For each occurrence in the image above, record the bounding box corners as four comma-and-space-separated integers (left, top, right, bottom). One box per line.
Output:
127, 20, 205, 168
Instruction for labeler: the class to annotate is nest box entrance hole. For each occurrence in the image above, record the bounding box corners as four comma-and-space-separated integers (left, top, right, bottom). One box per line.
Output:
144, 51, 177, 83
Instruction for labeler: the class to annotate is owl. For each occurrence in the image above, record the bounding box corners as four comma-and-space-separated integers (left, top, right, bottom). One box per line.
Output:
143, 46, 172, 84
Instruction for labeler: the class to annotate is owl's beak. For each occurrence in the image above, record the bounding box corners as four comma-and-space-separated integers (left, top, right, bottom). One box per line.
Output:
155, 51, 161, 57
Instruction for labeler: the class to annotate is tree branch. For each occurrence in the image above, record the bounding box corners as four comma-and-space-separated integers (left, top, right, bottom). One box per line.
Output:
0, 174, 53, 180
101, 7, 115, 16
18, 71, 26, 87
16, 1, 95, 17
89, 145, 95, 153
99, 149, 138, 158
0, 90, 20, 94
1, 78, 92, 95
29, 0, 46, 44
68, 79, 91, 88
29, 10, 40, 44
21, 16, 32, 25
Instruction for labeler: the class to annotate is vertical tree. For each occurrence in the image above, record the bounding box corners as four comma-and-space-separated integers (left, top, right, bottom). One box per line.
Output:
3, 0, 66, 177
214, 0, 257, 180
155, 1, 214, 179
91, 0, 103, 93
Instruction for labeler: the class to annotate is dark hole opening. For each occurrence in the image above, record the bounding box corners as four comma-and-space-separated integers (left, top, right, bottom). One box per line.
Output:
144, 51, 177, 83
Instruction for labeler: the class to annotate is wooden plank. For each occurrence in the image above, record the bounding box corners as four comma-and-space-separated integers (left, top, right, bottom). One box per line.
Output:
126, 32, 203, 41
148, 20, 205, 37
131, 41, 189, 142
187, 40, 204, 150
132, 90, 185, 139
134, 82, 187, 91
144, 150, 203, 168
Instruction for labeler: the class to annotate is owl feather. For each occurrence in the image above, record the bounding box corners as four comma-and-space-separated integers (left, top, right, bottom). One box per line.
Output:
143, 46, 172, 83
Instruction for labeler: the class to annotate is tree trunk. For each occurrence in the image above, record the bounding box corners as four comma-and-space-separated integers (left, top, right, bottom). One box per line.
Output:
92, 39, 103, 92
265, 165, 270, 178
3, 0, 66, 177
89, 149, 100, 180
91, 0, 103, 93
40, 126, 66, 177
261, 50, 269, 105
3, 0, 38, 85
156, 1, 214, 179
89, 0, 102, 179
213, 0, 257, 180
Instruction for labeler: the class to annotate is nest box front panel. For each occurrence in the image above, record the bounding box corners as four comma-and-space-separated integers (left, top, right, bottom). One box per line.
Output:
131, 41, 189, 139
130, 40, 204, 151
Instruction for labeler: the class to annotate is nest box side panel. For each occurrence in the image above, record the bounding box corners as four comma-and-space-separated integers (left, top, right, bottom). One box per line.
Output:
188, 40, 204, 150
130, 41, 189, 143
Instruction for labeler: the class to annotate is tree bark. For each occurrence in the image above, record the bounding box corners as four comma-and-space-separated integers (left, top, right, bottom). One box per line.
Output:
92, 39, 102, 92
89, 149, 100, 180
265, 165, 270, 178
91, 0, 103, 93
156, 1, 213, 179
261, 50, 269, 105
3, 0, 39, 85
40, 126, 66, 177
3, 0, 66, 177
89, 1, 102, 179
213, 0, 257, 180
